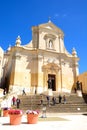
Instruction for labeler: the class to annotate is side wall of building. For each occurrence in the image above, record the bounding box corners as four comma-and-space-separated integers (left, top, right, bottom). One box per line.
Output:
78, 72, 87, 93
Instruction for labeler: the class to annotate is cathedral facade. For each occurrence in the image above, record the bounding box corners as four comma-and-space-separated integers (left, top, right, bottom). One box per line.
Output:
0, 21, 79, 94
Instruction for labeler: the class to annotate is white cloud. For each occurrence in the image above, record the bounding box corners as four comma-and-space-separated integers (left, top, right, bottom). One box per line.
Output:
62, 14, 67, 17
53, 13, 67, 20
54, 13, 59, 19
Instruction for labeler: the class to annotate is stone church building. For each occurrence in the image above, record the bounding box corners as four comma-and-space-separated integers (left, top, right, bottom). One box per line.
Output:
0, 21, 79, 94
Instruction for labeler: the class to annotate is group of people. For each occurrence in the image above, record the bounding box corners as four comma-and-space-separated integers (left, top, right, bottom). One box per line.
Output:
52, 95, 66, 105
11, 88, 27, 108
12, 96, 21, 108
40, 94, 67, 106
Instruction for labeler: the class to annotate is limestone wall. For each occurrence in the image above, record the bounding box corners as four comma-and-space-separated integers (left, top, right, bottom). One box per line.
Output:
78, 72, 87, 93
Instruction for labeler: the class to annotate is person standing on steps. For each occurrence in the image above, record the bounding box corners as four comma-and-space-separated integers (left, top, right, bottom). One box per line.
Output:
58, 94, 62, 104
40, 95, 43, 105
46, 95, 50, 106
52, 96, 56, 105
63, 95, 66, 104
47, 77, 52, 89
16, 98, 21, 108
12, 96, 16, 106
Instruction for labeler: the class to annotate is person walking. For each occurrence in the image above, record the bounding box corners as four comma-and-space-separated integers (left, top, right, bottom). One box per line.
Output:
22, 88, 26, 95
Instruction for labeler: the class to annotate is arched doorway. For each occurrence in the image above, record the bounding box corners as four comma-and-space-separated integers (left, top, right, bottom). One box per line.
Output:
48, 74, 56, 91
42, 63, 60, 92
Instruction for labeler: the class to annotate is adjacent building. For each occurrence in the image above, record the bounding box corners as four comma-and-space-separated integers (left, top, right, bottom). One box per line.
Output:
78, 72, 87, 93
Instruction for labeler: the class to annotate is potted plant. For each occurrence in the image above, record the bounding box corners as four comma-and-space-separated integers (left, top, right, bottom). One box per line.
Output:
26, 110, 39, 124
3, 107, 10, 117
8, 109, 23, 125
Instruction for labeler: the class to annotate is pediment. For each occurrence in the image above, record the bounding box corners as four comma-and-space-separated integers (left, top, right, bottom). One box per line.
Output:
42, 63, 60, 70
39, 21, 64, 35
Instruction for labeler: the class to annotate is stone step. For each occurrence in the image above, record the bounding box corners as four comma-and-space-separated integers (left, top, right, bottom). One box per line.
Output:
19, 96, 85, 104
19, 104, 87, 113
18, 93, 87, 113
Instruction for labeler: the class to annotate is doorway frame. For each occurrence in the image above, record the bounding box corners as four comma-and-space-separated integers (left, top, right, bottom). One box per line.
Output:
48, 74, 56, 91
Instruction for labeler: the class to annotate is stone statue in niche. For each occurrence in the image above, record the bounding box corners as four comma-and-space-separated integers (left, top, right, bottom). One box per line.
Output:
49, 40, 53, 48
76, 80, 81, 90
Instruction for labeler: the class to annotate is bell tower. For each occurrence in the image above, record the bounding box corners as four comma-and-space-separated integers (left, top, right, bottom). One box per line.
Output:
32, 26, 39, 49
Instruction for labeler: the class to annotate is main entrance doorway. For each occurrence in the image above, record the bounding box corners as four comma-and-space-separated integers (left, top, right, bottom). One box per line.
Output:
48, 74, 56, 91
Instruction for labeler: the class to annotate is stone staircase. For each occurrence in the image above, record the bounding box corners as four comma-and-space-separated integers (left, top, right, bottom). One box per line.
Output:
18, 93, 87, 113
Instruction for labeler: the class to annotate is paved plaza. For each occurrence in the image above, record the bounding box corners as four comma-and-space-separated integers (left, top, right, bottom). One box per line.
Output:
0, 113, 87, 130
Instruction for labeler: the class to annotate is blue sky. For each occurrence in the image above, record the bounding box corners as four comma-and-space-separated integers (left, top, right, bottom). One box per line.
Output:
0, 0, 87, 74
